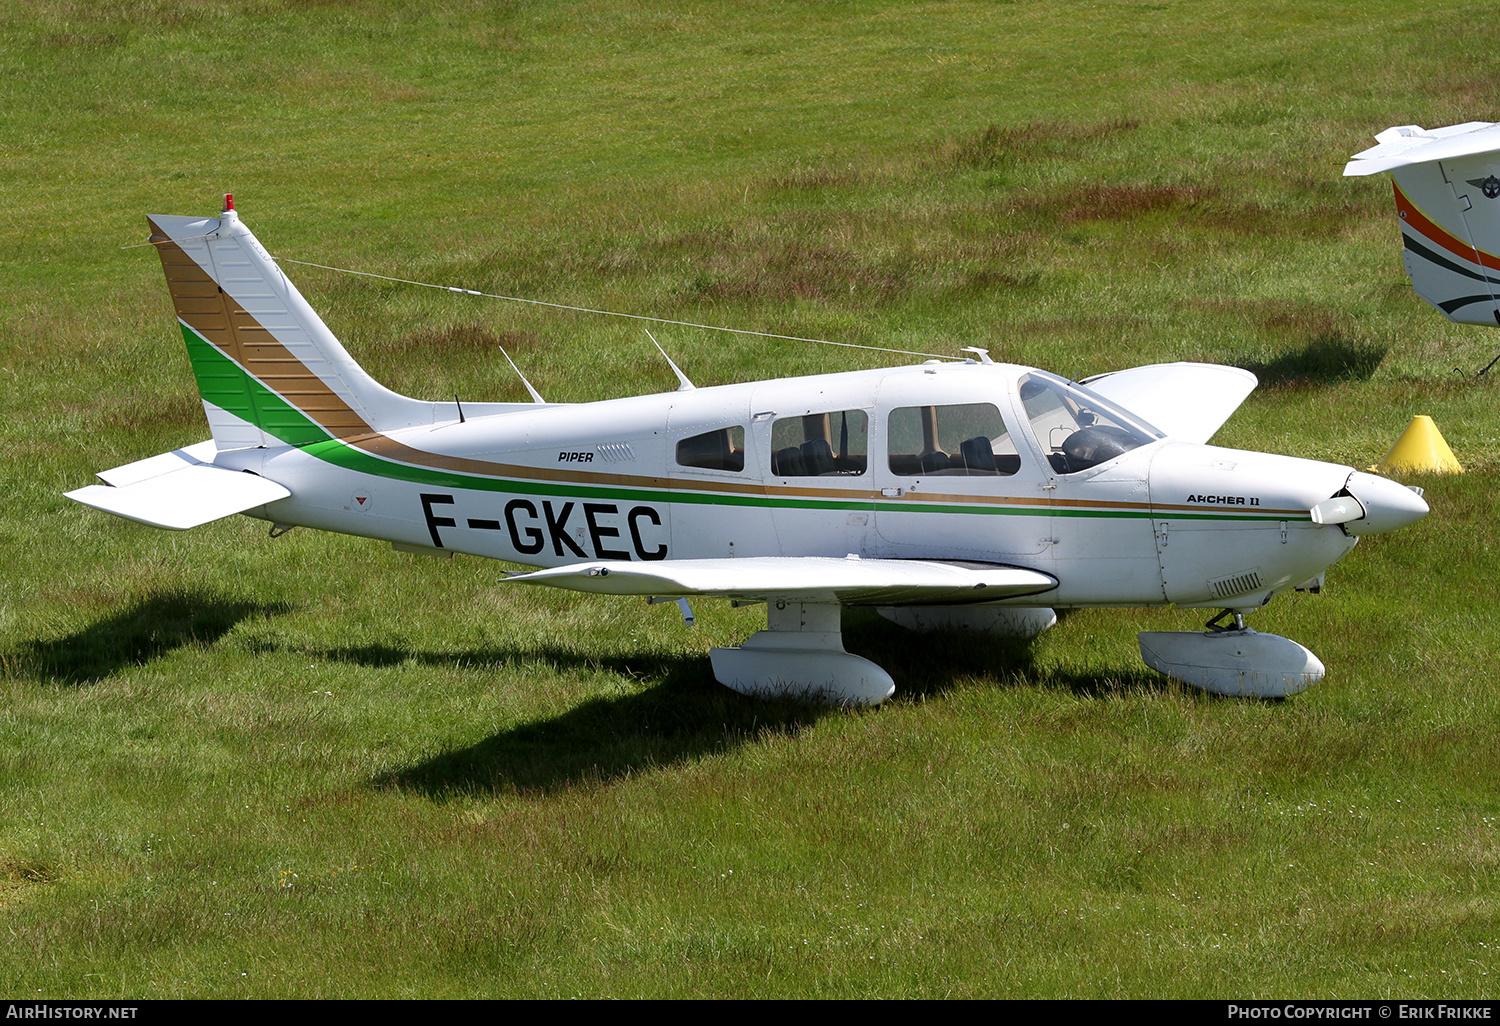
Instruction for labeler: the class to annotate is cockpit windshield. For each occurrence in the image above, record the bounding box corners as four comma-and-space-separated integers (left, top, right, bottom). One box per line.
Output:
1017, 371, 1161, 474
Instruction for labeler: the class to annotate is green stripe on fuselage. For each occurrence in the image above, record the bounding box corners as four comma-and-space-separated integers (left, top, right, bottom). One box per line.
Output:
182, 325, 1306, 523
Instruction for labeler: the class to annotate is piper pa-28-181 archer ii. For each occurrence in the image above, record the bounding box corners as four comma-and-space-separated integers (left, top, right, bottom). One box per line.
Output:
68, 195, 1430, 705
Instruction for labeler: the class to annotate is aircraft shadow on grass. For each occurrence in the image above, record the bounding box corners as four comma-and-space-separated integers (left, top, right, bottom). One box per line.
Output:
1236, 335, 1387, 386
12, 589, 292, 686
361, 611, 1164, 797
379, 657, 828, 797
12, 590, 1191, 789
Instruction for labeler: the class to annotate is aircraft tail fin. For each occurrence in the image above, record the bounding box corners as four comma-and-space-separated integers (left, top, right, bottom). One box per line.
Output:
1346, 122, 1500, 326
148, 198, 437, 450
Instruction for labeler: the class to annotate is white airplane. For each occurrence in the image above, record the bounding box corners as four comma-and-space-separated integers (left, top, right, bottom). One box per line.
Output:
67, 198, 1429, 705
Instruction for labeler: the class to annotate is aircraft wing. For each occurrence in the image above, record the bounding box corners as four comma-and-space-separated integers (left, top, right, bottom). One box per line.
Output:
1079, 362, 1257, 444
505, 557, 1057, 606
67, 441, 290, 530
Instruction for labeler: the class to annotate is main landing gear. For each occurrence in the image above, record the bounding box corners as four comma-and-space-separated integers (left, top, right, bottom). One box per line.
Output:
709, 600, 896, 706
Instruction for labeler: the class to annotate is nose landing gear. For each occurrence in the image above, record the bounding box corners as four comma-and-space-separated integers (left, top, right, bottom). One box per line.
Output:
1138, 608, 1325, 697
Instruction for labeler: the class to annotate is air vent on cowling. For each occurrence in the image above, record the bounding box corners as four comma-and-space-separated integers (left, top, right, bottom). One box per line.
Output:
1209, 569, 1263, 599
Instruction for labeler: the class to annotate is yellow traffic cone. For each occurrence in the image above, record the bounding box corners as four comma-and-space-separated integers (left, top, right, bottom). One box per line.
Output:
1371, 415, 1463, 475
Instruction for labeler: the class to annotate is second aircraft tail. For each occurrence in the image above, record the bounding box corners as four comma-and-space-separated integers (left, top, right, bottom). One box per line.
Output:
1346, 121, 1500, 327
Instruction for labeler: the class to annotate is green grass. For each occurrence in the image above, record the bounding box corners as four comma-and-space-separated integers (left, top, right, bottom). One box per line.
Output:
4, 0, 1500, 999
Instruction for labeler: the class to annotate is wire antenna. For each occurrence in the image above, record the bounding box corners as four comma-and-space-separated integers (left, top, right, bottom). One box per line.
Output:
272, 255, 950, 360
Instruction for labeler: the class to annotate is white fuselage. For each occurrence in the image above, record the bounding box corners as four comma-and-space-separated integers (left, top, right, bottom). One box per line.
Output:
213, 361, 1361, 613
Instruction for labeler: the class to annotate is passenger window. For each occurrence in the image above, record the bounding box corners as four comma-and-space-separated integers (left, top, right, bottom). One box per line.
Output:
770, 410, 868, 476
887, 403, 1018, 476
676, 426, 746, 472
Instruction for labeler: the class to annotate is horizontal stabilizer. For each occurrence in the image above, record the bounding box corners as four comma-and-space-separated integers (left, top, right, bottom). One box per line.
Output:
506, 556, 1057, 606
1080, 362, 1257, 443
67, 446, 289, 530
94, 439, 218, 488
1343, 122, 1500, 176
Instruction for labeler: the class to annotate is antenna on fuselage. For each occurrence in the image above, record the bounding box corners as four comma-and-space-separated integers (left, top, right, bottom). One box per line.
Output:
645, 328, 695, 391
497, 344, 546, 404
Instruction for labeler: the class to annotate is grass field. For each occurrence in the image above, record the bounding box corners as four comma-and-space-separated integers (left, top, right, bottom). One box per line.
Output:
3, 0, 1500, 998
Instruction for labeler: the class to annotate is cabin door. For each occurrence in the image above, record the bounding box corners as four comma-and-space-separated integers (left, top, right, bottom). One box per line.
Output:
870, 381, 1052, 560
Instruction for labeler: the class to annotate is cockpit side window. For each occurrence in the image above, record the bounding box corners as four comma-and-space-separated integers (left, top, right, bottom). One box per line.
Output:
1017, 371, 1159, 474
770, 410, 868, 476
676, 426, 746, 472
887, 403, 1019, 476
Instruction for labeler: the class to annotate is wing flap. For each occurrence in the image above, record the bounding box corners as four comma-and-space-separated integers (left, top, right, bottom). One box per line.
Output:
506, 556, 1057, 606
68, 456, 289, 531
1081, 362, 1257, 443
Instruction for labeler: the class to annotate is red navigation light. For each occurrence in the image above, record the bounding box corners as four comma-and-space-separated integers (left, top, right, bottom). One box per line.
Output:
223, 193, 234, 212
